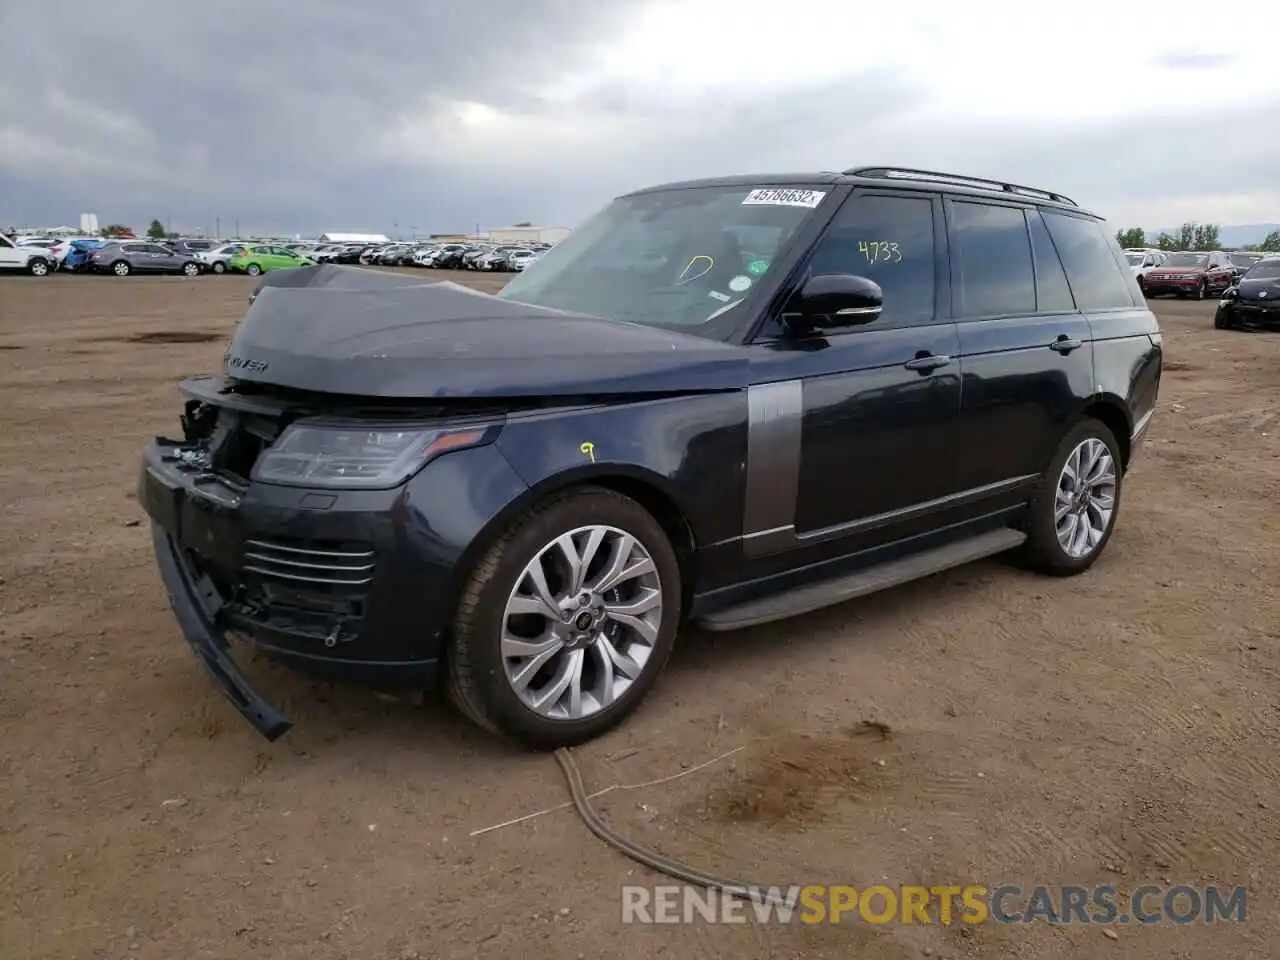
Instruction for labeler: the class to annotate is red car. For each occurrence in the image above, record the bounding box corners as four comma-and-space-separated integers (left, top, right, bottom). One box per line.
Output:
1141, 251, 1235, 299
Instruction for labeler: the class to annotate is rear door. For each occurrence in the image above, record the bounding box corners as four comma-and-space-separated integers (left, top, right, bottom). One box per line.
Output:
949, 201, 1094, 506
122, 242, 155, 271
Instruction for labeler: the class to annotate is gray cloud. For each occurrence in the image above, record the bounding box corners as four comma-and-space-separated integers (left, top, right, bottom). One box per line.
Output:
0, 3, 1275, 238
0, 0, 640, 234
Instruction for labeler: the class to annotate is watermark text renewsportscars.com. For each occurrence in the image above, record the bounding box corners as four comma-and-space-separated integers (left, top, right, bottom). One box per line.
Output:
620, 884, 1247, 926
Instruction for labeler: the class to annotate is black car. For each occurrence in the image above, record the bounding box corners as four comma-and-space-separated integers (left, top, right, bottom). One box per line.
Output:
1215, 257, 1280, 329
89, 241, 203, 277
431, 244, 471, 269
137, 166, 1162, 748
332, 244, 372, 265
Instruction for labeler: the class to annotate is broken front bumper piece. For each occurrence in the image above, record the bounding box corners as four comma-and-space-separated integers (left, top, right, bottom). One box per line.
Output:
149, 520, 294, 740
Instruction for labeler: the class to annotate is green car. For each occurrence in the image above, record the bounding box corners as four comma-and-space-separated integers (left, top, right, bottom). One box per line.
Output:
229, 244, 315, 276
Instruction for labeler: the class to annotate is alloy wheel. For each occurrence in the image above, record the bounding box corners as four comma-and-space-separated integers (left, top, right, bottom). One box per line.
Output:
30, 260, 48, 276
501, 524, 663, 720
1054, 438, 1117, 559
113, 261, 129, 276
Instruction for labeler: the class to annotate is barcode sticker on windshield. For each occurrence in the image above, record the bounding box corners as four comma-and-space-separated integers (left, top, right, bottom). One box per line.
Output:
742, 188, 826, 208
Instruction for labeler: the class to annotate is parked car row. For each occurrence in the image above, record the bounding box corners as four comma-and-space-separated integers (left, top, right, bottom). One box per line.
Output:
1137, 249, 1275, 299
300, 240, 550, 272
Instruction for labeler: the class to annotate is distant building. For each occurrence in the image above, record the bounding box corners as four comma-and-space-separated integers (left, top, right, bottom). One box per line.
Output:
318, 231, 391, 244
486, 225, 570, 245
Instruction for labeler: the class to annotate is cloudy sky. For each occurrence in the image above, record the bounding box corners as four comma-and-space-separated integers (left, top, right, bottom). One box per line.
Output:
2, 0, 1278, 238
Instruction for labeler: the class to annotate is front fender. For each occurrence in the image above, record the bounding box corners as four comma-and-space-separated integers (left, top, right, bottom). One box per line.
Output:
494, 393, 748, 552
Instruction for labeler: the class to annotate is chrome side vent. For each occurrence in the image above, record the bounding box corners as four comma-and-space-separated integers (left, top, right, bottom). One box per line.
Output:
241, 538, 374, 587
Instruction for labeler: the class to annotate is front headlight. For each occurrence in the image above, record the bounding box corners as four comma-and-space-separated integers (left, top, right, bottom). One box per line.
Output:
251, 423, 491, 489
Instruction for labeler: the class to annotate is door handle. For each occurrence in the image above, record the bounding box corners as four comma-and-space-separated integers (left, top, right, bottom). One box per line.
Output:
1049, 336, 1083, 354
903, 353, 952, 373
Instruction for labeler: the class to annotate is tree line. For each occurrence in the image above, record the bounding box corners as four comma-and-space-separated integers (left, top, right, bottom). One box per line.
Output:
1116, 222, 1280, 253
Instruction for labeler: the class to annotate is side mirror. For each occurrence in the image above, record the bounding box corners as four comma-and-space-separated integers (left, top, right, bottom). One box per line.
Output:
788, 274, 883, 331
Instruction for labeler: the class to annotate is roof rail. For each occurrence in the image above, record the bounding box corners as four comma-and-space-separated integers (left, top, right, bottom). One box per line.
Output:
844, 166, 1078, 207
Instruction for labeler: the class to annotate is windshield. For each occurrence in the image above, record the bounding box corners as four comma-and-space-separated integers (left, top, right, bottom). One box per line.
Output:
1230, 252, 1263, 266
1163, 252, 1209, 267
497, 184, 827, 334
1244, 259, 1280, 279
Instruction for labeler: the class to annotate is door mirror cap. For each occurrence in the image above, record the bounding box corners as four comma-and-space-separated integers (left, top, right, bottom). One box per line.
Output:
787, 274, 884, 332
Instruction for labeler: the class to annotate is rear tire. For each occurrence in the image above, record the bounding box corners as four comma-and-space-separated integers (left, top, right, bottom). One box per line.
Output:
1017, 418, 1123, 577
447, 487, 681, 749
246, 263, 262, 276
212, 261, 226, 275
112, 260, 131, 277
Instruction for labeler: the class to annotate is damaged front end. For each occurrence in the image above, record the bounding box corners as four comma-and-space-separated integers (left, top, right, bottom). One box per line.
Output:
139, 373, 509, 740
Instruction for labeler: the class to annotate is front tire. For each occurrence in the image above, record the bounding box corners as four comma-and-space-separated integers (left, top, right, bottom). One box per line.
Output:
447, 487, 682, 749
28, 257, 49, 277
246, 263, 262, 276
1017, 418, 1122, 576
211, 261, 226, 275
182, 261, 200, 277
1193, 279, 1206, 300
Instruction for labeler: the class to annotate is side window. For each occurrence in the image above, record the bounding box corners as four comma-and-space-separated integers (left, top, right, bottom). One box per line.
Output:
1042, 212, 1135, 310
807, 193, 936, 326
1027, 211, 1076, 312
949, 201, 1035, 318
252, 246, 270, 255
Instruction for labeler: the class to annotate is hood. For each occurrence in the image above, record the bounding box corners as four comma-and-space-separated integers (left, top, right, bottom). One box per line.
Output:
222, 264, 747, 399
1235, 275, 1280, 300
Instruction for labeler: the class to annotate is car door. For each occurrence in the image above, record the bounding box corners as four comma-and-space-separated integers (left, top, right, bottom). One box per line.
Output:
948, 201, 1094, 508
742, 189, 964, 567
0, 234, 21, 269
118, 242, 150, 271
154, 244, 184, 272
1206, 252, 1234, 293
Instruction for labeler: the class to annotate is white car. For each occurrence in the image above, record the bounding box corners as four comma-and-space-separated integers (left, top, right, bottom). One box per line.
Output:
197, 242, 250, 275
0, 233, 55, 276
1124, 249, 1166, 292
507, 249, 538, 272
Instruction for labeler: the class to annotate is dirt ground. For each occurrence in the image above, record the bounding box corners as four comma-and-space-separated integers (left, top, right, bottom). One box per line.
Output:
2, 271, 1278, 960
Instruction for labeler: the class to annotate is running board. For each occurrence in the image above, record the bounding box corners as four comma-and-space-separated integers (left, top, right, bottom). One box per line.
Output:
696, 528, 1027, 632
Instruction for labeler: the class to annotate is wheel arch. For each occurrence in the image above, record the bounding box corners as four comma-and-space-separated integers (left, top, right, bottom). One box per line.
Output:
446, 464, 699, 630
1078, 396, 1133, 471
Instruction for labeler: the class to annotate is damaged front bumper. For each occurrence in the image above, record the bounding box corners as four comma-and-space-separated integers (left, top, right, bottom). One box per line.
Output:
148, 518, 294, 740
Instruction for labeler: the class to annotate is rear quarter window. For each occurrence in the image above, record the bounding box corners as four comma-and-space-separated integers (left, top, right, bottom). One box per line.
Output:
1041, 212, 1137, 310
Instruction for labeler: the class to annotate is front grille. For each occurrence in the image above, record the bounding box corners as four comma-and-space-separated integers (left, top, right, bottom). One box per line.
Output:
241, 538, 375, 587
